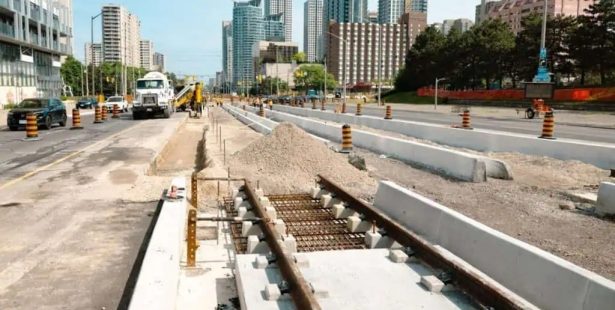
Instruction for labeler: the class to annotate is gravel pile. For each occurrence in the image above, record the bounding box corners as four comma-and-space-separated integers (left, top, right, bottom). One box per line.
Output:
229, 122, 376, 198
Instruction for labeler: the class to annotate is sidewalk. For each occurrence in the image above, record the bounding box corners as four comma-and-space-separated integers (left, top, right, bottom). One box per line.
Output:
344, 102, 615, 129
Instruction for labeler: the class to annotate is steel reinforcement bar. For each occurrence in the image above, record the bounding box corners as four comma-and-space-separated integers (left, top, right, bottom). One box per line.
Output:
243, 181, 322, 310
317, 174, 526, 310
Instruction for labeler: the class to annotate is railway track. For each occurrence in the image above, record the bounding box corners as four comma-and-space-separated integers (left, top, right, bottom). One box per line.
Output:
220, 176, 529, 310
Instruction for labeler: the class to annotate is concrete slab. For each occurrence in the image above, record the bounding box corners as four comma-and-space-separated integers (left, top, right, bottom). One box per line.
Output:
235, 249, 477, 310
373, 181, 615, 310
597, 182, 615, 216
274, 105, 615, 170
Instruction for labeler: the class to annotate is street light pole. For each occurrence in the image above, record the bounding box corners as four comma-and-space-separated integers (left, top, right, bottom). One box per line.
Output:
326, 30, 350, 106
377, 24, 382, 106
435, 77, 446, 110
91, 12, 102, 97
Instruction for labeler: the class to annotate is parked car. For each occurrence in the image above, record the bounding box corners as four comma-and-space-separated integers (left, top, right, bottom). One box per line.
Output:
6, 98, 67, 130
104, 96, 128, 112
76, 97, 98, 109
279, 96, 292, 104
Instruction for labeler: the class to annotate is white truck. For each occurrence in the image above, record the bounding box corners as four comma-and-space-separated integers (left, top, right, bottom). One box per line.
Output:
132, 72, 174, 119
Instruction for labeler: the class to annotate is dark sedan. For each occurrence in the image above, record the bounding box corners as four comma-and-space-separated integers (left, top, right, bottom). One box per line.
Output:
76, 98, 98, 109
6, 98, 67, 131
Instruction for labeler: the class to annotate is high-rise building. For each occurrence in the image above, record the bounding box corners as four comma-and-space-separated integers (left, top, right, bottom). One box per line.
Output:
102, 5, 141, 67
222, 21, 233, 85
264, 14, 286, 41
441, 19, 455, 34
232, 0, 265, 88
264, 0, 292, 42
327, 22, 407, 86
481, 0, 596, 34
438, 18, 474, 35
85, 43, 103, 66
475, 0, 499, 24
304, 0, 323, 62
321, 0, 369, 58
0, 0, 73, 105
153, 52, 165, 72
368, 11, 379, 23
140, 40, 154, 70
405, 0, 428, 13
378, 0, 405, 24
400, 12, 427, 49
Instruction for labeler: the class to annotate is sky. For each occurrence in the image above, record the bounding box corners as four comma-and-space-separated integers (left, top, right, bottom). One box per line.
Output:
73, 0, 477, 78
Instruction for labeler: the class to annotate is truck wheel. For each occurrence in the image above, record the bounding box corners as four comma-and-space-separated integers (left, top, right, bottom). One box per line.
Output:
133, 112, 141, 120
163, 109, 171, 119
526, 108, 536, 119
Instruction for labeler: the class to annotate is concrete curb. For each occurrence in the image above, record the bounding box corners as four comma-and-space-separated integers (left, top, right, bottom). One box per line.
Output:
243, 105, 492, 182
274, 105, 615, 170
129, 177, 188, 310
596, 182, 615, 216
373, 181, 615, 310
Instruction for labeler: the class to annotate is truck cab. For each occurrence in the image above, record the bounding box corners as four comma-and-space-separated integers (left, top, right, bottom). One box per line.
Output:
132, 72, 174, 119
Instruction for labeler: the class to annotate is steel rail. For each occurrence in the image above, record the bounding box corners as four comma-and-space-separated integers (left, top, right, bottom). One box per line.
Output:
243, 181, 322, 310
317, 174, 526, 310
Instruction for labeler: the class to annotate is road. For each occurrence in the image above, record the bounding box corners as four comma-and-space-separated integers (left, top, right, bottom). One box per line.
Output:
0, 112, 185, 309
325, 103, 615, 144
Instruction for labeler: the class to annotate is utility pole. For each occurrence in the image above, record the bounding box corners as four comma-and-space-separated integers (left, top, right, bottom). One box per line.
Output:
533, 0, 551, 83
377, 24, 382, 106
324, 56, 327, 103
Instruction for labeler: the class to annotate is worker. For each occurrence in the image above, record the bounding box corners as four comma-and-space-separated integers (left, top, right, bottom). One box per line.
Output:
191, 82, 203, 118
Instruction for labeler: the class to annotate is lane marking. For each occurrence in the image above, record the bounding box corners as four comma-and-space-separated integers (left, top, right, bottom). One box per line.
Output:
0, 123, 139, 191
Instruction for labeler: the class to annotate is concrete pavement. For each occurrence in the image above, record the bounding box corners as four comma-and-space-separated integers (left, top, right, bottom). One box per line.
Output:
325, 103, 615, 144
0, 112, 186, 309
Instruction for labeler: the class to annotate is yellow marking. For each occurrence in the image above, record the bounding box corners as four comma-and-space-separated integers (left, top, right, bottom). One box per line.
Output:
0, 124, 138, 191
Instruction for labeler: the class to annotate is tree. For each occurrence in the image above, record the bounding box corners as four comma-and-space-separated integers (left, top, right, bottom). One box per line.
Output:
292, 52, 307, 64
60, 56, 84, 96
578, 0, 615, 85
294, 64, 337, 92
395, 26, 447, 91
257, 77, 289, 95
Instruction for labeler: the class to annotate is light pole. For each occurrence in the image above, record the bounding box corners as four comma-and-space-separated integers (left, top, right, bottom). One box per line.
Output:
435, 77, 447, 110
533, 0, 551, 83
377, 24, 382, 106
91, 11, 102, 97
326, 30, 350, 106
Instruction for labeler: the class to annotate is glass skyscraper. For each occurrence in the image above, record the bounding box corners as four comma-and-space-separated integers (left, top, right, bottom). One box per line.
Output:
405, 0, 428, 13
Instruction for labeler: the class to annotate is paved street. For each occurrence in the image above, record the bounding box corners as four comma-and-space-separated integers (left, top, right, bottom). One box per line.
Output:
325, 103, 615, 144
0, 112, 186, 309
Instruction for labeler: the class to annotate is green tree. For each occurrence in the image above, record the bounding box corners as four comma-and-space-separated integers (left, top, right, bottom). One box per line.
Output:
395, 26, 447, 91
292, 52, 307, 64
60, 56, 84, 96
258, 77, 289, 95
577, 0, 615, 85
294, 64, 337, 92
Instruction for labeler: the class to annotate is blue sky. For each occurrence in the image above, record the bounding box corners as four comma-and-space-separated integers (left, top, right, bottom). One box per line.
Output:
73, 0, 477, 77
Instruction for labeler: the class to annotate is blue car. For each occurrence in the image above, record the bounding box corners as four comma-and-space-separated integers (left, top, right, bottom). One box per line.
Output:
6, 98, 67, 131
76, 97, 98, 109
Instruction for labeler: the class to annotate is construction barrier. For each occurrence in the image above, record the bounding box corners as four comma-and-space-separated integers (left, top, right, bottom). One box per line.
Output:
341, 124, 353, 153
539, 111, 555, 139
356, 103, 362, 116
312, 100, 317, 110
101, 105, 108, 121
112, 104, 120, 119
384, 105, 392, 120
25, 113, 38, 140
71, 108, 83, 130
94, 107, 103, 124
321, 100, 326, 111
342, 102, 347, 114
417, 86, 615, 102
461, 110, 473, 129
258, 104, 265, 117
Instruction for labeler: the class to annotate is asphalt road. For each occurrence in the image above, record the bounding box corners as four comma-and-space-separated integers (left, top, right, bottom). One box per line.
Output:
0, 111, 186, 309
325, 104, 615, 144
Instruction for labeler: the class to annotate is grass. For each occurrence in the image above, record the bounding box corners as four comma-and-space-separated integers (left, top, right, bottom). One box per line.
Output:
382, 91, 435, 105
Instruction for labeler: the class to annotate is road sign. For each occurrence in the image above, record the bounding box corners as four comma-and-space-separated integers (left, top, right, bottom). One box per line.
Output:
524, 82, 555, 99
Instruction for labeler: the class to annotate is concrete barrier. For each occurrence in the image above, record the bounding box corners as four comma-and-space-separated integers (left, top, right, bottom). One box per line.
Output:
373, 181, 615, 310
246, 106, 510, 182
129, 177, 188, 310
274, 105, 615, 170
223, 105, 275, 134
596, 182, 615, 216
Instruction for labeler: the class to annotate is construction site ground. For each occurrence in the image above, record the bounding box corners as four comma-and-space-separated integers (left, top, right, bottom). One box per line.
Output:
209, 104, 615, 280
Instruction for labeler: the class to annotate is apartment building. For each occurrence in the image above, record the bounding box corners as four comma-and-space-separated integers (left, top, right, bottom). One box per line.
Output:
102, 4, 140, 66
139, 40, 153, 70
378, 0, 405, 24
85, 43, 102, 66
153, 52, 164, 72
303, 0, 323, 62
0, 0, 73, 105
405, 0, 428, 13
482, 0, 596, 33
327, 22, 407, 86
222, 21, 233, 84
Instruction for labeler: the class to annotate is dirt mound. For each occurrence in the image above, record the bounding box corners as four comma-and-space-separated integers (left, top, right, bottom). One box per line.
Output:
229, 122, 376, 198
